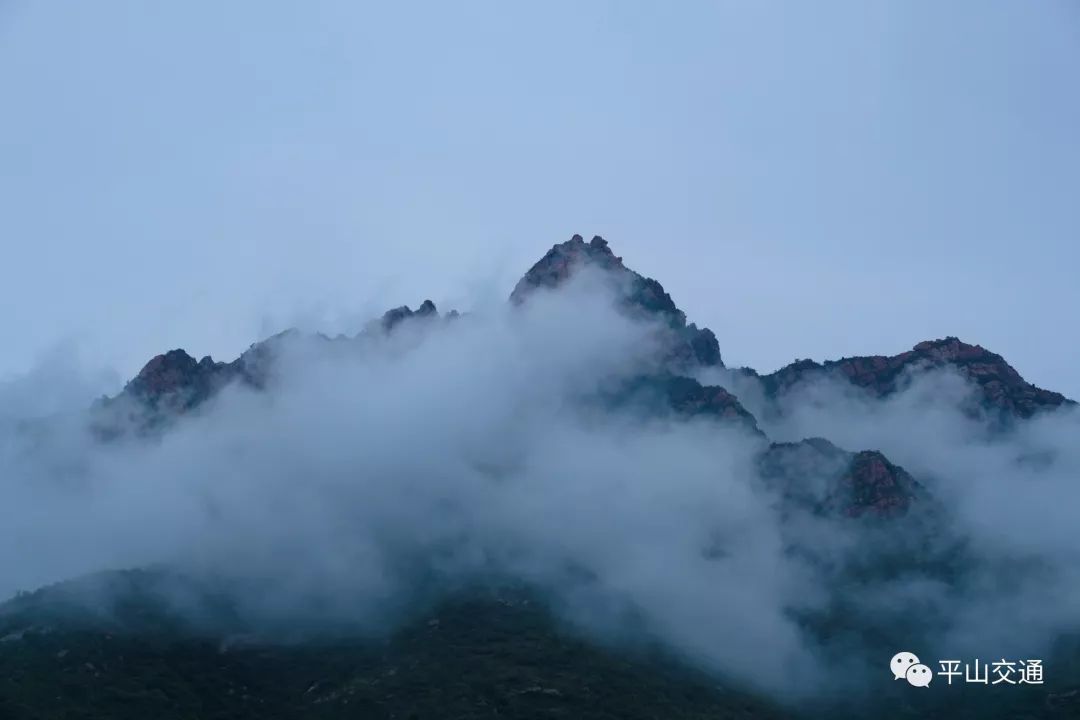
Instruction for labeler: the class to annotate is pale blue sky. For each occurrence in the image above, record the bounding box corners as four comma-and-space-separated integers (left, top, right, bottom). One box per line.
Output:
1, 1, 1078, 398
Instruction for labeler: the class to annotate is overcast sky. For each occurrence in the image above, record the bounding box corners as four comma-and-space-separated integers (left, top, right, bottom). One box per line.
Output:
1, 0, 1077, 398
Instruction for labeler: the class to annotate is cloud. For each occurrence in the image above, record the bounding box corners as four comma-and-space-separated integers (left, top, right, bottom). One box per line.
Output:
707, 362, 1080, 664
1, 271, 1078, 704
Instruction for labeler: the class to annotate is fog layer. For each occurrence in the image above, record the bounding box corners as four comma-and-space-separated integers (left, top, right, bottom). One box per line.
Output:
2, 273, 1078, 700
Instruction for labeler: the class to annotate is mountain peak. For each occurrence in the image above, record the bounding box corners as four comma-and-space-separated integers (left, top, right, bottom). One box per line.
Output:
758, 438, 922, 518
509, 234, 626, 304
511, 235, 722, 368
381, 300, 442, 331
127, 349, 221, 405
762, 336, 1073, 420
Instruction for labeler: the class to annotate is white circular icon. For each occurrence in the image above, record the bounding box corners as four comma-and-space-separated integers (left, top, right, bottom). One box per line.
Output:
906, 663, 932, 687
890, 651, 921, 680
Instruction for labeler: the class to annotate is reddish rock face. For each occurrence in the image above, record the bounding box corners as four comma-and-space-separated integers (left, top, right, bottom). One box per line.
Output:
87, 348, 235, 436
129, 351, 197, 397
97, 302, 454, 435
758, 438, 921, 519
762, 337, 1072, 420
510, 235, 626, 303
511, 235, 723, 368
841, 451, 920, 519
659, 375, 762, 434
127, 350, 225, 410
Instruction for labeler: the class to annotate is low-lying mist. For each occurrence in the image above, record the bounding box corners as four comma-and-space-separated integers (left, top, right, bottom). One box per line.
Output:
1, 271, 1078, 703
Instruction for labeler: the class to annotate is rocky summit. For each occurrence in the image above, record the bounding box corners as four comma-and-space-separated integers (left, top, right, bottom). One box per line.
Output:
758, 336, 1072, 421
758, 437, 923, 519
512, 235, 723, 368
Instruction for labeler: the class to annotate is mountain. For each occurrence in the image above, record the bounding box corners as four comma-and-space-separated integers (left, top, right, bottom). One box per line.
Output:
90, 303, 452, 436
6, 569, 1080, 720
755, 337, 1073, 421
758, 437, 924, 519
96, 234, 1072, 440
84, 233, 1071, 554
0, 570, 787, 720
511, 235, 723, 368
93, 235, 938, 518
5, 234, 1077, 719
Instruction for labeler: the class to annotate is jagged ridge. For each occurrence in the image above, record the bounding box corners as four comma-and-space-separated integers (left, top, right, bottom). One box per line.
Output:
757, 337, 1072, 419
758, 437, 923, 519
93, 234, 1075, 520
511, 235, 722, 368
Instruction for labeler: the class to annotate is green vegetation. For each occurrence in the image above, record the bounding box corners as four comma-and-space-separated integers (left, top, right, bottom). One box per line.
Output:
3, 569, 1079, 719
0, 573, 783, 720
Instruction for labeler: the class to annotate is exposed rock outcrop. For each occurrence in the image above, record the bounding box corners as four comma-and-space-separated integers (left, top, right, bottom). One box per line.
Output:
759, 337, 1072, 420
381, 299, 439, 331
511, 235, 722, 369
758, 437, 922, 519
